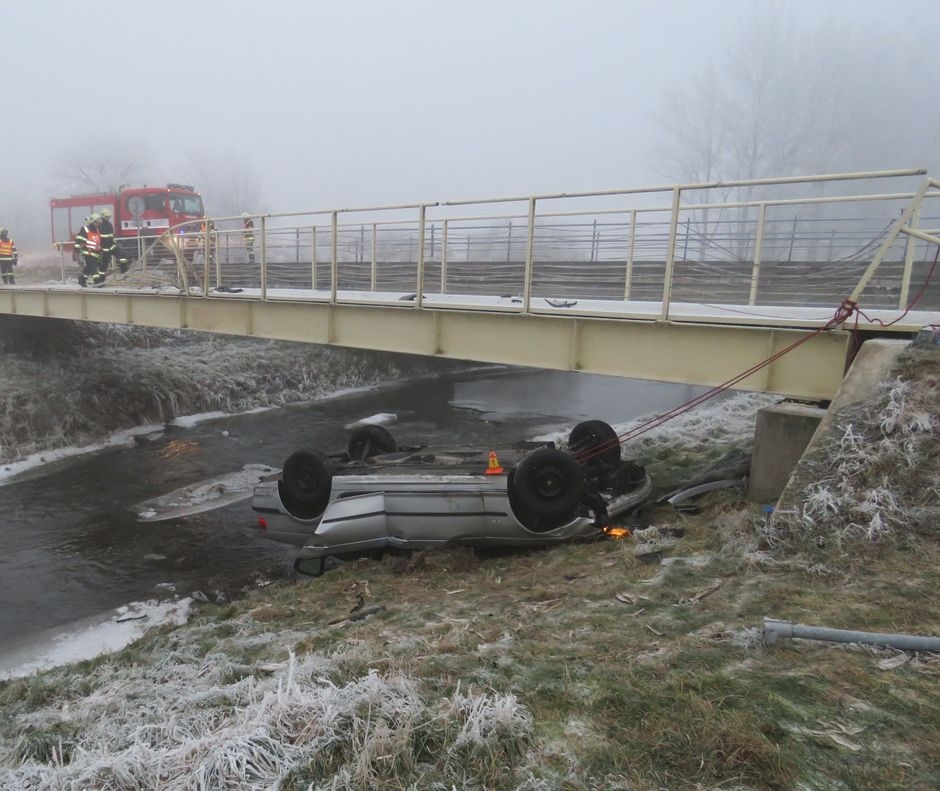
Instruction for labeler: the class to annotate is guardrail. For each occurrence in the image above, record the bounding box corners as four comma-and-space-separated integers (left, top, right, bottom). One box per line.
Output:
52, 169, 940, 317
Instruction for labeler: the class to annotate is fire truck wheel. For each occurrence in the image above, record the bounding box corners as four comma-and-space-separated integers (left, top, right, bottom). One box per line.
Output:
513, 447, 584, 517
347, 425, 397, 460
279, 450, 333, 519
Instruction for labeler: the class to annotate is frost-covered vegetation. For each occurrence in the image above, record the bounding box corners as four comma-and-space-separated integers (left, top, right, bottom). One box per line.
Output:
774, 345, 940, 544
0, 316, 463, 465
1, 330, 937, 790
2, 644, 531, 790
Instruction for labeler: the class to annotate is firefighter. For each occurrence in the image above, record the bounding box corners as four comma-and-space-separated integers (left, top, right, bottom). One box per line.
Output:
242, 212, 255, 264
0, 227, 18, 285
97, 207, 123, 274
74, 214, 104, 287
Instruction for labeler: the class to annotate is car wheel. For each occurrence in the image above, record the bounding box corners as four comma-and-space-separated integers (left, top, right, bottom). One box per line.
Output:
568, 419, 620, 465
347, 425, 397, 460
513, 447, 584, 517
279, 449, 333, 519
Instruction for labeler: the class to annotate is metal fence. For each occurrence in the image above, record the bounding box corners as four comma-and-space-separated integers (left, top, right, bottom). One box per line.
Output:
55, 169, 940, 315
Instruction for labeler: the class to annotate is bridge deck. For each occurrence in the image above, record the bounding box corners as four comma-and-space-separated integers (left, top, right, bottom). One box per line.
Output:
5, 169, 940, 400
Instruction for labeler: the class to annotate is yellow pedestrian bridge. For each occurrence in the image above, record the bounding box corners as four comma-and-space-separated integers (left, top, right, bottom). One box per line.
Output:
4, 169, 939, 401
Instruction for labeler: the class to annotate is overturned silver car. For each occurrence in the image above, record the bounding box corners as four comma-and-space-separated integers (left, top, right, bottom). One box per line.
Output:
251, 420, 651, 576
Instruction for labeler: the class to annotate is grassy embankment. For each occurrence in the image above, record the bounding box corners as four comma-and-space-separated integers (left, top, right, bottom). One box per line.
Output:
0, 346, 937, 789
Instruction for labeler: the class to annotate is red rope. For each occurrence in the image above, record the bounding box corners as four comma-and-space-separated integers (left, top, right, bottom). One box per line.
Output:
575, 299, 858, 465
576, 245, 940, 464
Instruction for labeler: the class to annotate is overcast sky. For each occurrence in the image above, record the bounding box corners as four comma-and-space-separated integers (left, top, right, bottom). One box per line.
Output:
4, 0, 939, 242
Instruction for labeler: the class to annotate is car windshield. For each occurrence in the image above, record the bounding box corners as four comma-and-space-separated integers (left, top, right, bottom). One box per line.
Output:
169, 193, 204, 215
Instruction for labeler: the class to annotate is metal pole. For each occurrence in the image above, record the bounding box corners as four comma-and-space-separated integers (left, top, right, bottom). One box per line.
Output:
311, 225, 317, 290
507, 219, 513, 263
441, 219, 449, 294
899, 203, 922, 309
260, 216, 267, 299
748, 203, 767, 306
330, 211, 338, 302
660, 187, 681, 320
214, 231, 221, 289
522, 197, 536, 313
624, 209, 636, 301
202, 226, 211, 293
764, 618, 940, 651
371, 222, 377, 292
416, 204, 426, 308
788, 215, 797, 262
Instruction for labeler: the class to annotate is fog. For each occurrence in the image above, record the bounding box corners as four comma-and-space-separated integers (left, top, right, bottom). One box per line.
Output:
4, 0, 939, 246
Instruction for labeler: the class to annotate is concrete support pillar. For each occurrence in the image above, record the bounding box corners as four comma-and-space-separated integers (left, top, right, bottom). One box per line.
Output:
747, 402, 826, 504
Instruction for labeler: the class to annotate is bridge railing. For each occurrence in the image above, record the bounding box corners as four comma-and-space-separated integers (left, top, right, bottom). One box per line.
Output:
66, 169, 940, 316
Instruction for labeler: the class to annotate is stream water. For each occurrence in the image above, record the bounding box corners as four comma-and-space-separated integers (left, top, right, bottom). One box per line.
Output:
0, 366, 704, 645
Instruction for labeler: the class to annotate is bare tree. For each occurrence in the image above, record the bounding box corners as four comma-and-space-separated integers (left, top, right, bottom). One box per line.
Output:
49, 135, 153, 195
652, 3, 940, 261
651, 3, 940, 186
182, 149, 265, 218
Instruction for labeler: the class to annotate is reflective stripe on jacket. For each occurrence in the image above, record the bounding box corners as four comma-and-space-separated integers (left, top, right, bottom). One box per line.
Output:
0, 239, 15, 260
75, 226, 101, 258
98, 219, 116, 252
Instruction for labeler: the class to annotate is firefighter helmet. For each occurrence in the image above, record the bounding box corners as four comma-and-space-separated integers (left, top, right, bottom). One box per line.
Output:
99, 207, 112, 218
0, 227, 6, 234
241, 212, 250, 218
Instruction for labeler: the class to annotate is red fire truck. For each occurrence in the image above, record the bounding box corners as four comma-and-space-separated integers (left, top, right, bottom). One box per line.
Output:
50, 183, 206, 261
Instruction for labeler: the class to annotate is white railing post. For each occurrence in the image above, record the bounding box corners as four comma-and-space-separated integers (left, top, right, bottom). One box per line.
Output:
624, 208, 636, 301
660, 187, 681, 320
203, 222, 212, 292
201, 227, 210, 295
416, 204, 426, 308
330, 211, 338, 302
371, 222, 377, 292
311, 225, 317, 290
260, 216, 267, 299
522, 197, 536, 313
748, 203, 767, 306
441, 219, 449, 294
899, 202, 922, 309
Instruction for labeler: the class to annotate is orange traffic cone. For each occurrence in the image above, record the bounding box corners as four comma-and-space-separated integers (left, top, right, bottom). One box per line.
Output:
485, 450, 504, 475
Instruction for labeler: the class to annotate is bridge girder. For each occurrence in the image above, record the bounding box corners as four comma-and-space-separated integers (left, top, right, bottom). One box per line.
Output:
0, 289, 852, 400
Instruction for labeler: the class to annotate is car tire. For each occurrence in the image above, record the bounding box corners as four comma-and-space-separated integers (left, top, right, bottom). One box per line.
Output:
568, 419, 620, 465
347, 425, 397, 460
513, 447, 584, 517
279, 449, 333, 519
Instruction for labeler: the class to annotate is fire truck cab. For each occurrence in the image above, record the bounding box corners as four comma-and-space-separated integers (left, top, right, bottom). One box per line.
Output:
50, 183, 206, 262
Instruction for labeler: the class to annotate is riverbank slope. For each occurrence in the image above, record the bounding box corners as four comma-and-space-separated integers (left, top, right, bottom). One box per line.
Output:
0, 339, 937, 789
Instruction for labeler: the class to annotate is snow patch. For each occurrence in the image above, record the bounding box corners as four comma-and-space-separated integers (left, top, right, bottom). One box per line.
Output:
0, 598, 193, 680
0, 423, 165, 487
344, 412, 398, 430
169, 411, 229, 428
